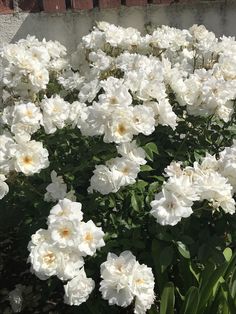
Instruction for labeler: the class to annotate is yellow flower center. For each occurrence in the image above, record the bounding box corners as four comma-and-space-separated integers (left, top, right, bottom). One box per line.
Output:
117, 123, 127, 135
122, 166, 130, 175
135, 278, 145, 285
84, 232, 93, 243
109, 96, 118, 105
43, 252, 56, 265
26, 109, 33, 117
22, 156, 33, 165
59, 228, 70, 238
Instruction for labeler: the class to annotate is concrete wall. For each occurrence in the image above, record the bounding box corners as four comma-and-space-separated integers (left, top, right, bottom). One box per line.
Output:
0, 1, 235, 53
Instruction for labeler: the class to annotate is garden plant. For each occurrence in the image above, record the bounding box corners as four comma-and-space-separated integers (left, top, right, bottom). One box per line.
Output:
1, 22, 236, 314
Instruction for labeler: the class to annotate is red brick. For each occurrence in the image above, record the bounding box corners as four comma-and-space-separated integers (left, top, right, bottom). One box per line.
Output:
126, 0, 147, 6
0, 0, 13, 13
71, 0, 93, 10
18, 0, 41, 12
42, 0, 66, 12
99, 0, 121, 9
152, 0, 172, 3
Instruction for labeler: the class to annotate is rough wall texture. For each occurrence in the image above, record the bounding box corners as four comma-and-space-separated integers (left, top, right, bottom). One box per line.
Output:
0, 1, 235, 53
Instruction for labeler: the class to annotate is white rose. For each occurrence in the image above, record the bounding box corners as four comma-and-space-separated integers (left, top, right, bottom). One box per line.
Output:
64, 268, 95, 306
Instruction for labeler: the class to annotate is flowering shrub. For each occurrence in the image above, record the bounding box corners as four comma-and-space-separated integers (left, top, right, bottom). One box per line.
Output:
1, 22, 236, 313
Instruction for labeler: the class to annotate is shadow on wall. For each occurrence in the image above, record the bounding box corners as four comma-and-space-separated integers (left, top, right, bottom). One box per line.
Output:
4, 1, 236, 52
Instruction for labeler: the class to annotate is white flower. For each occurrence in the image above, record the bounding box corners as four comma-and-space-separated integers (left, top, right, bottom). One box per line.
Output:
68, 101, 88, 129
77, 220, 105, 256
131, 263, 155, 314
27, 228, 51, 251
107, 157, 140, 187
29, 242, 62, 280
131, 105, 155, 136
28, 66, 49, 90
89, 164, 119, 195
131, 262, 155, 297
117, 140, 146, 165
41, 95, 70, 134
164, 175, 200, 204
64, 268, 95, 306
219, 141, 236, 193
195, 169, 235, 214
44, 170, 67, 202
8, 102, 42, 137
58, 70, 84, 91
49, 219, 78, 249
13, 139, 49, 175
99, 77, 132, 110
150, 189, 193, 226
0, 132, 15, 174
0, 174, 9, 199
57, 249, 84, 281
144, 99, 177, 130
100, 251, 136, 307
103, 107, 135, 144
100, 251, 155, 312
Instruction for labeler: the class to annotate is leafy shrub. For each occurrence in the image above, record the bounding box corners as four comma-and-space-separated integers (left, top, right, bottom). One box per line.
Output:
0, 22, 236, 314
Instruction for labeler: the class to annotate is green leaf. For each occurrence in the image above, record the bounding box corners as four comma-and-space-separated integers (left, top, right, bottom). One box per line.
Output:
160, 282, 175, 314
177, 241, 190, 259
197, 262, 228, 314
229, 267, 236, 298
140, 165, 154, 172
181, 286, 199, 314
145, 142, 159, 154
144, 146, 153, 161
131, 192, 139, 212
152, 239, 169, 292
189, 262, 200, 282
223, 247, 232, 262
220, 282, 236, 314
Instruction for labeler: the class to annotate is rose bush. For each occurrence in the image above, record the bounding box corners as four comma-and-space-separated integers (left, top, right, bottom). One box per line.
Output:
1, 22, 236, 313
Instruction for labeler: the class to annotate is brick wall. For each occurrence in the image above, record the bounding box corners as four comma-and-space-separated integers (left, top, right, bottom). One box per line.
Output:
0, 0, 223, 13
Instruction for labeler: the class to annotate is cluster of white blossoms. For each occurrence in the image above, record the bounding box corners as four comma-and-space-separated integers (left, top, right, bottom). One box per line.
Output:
2, 23, 236, 200
28, 198, 105, 305
44, 170, 76, 202
100, 251, 155, 314
2, 22, 236, 312
89, 140, 146, 195
1, 35, 68, 98
151, 141, 236, 226
71, 22, 236, 126
0, 131, 49, 198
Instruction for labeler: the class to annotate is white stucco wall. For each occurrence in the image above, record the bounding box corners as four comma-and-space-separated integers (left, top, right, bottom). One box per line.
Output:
0, 1, 236, 53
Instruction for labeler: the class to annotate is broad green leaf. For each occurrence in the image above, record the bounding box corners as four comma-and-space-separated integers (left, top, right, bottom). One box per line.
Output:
160, 282, 175, 314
